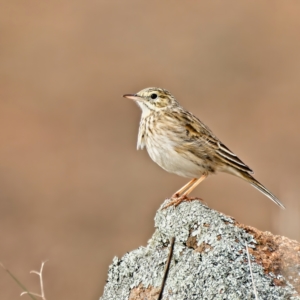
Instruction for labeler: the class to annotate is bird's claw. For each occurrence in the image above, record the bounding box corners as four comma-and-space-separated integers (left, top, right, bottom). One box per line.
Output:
162, 196, 186, 210
162, 195, 205, 210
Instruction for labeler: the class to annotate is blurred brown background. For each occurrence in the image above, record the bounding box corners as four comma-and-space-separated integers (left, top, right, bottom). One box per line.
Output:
0, 1, 300, 299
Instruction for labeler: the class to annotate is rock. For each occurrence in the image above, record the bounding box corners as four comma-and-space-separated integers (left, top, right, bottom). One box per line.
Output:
101, 200, 300, 300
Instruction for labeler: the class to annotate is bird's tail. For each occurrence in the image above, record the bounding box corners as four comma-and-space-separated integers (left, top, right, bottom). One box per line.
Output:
239, 172, 285, 209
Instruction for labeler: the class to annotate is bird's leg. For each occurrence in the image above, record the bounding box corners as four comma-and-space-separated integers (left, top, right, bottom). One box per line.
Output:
182, 174, 207, 197
163, 174, 207, 209
171, 178, 197, 198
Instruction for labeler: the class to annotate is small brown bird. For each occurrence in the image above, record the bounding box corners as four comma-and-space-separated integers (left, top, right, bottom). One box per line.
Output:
123, 87, 285, 209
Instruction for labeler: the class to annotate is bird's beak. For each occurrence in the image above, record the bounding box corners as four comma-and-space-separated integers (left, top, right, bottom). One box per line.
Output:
123, 94, 143, 102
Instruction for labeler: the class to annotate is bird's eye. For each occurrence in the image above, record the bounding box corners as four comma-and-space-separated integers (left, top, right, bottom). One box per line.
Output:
151, 93, 157, 99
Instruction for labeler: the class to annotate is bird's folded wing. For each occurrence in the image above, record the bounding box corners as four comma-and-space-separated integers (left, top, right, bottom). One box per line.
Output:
215, 141, 254, 174
183, 112, 254, 174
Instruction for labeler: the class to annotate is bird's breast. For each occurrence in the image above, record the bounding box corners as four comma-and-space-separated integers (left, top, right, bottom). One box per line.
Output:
138, 115, 206, 178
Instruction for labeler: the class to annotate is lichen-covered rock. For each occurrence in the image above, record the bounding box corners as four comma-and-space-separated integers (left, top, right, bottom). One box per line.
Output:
100, 200, 300, 300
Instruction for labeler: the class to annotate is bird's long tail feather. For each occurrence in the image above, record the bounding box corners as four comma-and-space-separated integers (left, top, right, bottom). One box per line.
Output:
241, 173, 285, 209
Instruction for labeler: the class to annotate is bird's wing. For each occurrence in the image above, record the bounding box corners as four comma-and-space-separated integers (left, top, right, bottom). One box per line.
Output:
180, 111, 254, 174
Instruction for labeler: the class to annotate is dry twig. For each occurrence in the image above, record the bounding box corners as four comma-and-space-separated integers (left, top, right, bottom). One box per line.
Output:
20, 261, 48, 300
157, 237, 175, 300
245, 243, 259, 300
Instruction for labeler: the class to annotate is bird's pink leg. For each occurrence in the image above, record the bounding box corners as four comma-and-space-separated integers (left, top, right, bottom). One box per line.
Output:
163, 174, 207, 209
171, 178, 197, 198
182, 174, 207, 197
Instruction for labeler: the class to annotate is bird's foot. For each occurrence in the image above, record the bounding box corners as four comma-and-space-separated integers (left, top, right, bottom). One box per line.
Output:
162, 195, 187, 209
162, 195, 205, 210
188, 197, 207, 206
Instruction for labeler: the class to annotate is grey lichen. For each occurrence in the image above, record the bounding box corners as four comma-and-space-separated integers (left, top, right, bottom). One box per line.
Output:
101, 200, 300, 300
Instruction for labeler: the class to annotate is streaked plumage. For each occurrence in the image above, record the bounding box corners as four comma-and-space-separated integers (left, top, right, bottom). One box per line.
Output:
123, 87, 285, 209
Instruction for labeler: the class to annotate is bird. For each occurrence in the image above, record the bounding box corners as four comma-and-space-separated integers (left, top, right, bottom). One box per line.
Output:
123, 87, 285, 209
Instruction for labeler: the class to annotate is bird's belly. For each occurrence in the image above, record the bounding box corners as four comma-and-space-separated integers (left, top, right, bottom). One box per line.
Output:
146, 139, 205, 178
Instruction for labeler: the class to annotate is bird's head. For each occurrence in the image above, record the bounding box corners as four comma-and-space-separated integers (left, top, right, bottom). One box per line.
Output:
123, 87, 179, 114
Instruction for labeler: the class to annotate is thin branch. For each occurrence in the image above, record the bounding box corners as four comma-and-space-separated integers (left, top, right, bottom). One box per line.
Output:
0, 262, 37, 300
158, 237, 175, 300
245, 243, 259, 300
20, 261, 48, 300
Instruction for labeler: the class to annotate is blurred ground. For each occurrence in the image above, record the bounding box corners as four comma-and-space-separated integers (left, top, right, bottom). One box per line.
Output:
0, 1, 300, 299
